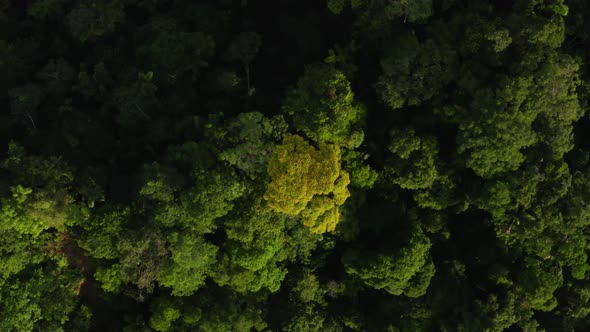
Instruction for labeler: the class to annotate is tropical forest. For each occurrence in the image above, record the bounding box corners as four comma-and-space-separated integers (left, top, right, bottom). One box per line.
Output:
3, 0, 590, 331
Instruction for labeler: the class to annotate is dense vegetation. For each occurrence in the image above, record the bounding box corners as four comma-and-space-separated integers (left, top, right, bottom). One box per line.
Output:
3, 0, 590, 330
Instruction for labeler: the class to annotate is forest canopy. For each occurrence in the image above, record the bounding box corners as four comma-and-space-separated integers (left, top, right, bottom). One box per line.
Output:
3, 0, 590, 331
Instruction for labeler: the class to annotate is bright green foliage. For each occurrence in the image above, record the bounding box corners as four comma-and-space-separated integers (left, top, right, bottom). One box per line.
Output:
518, 2, 566, 48
171, 143, 247, 232
1, 186, 47, 236
294, 273, 324, 303
343, 224, 434, 297
341, 150, 378, 189
280, 220, 325, 263
518, 258, 563, 311
138, 163, 179, 204
212, 259, 287, 294
157, 232, 218, 296
403, 258, 436, 298
283, 64, 365, 147
265, 135, 351, 233
213, 203, 291, 294
282, 305, 342, 332
486, 29, 512, 53
138, 158, 245, 233
149, 296, 202, 332
115, 228, 169, 295
0, 268, 83, 331
137, 163, 186, 229
213, 205, 289, 294
223, 205, 285, 271
95, 264, 122, 293
150, 304, 180, 332
2, 143, 75, 230
279, 274, 342, 332
0, 230, 44, 280
0, 145, 86, 331
77, 206, 128, 259
383, 129, 439, 190
181, 169, 245, 231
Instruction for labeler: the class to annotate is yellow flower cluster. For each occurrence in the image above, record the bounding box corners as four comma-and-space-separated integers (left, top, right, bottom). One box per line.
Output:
264, 135, 350, 233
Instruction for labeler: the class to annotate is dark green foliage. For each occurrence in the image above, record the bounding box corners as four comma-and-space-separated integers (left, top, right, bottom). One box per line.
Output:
382, 128, 439, 190
343, 223, 435, 297
3, 0, 590, 331
378, 32, 455, 110
282, 64, 365, 147
136, 19, 215, 86
206, 112, 288, 177
67, 0, 124, 42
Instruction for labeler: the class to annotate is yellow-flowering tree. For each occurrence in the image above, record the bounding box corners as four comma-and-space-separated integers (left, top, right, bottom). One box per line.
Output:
264, 135, 350, 234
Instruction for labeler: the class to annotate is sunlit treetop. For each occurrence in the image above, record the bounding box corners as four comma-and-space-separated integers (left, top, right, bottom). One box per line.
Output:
264, 135, 350, 233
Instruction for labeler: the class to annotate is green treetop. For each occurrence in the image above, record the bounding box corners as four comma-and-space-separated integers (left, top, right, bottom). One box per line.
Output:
283, 64, 365, 148
342, 223, 435, 297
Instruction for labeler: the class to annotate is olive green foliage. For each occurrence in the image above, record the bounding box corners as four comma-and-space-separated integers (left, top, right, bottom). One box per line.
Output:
283, 64, 365, 147
383, 129, 439, 190
343, 224, 435, 297
0, 146, 84, 331
157, 232, 218, 296
4, 0, 590, 331
209, 112, 288, 177
212, 202, 290, 293
378, 32, 454, 110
